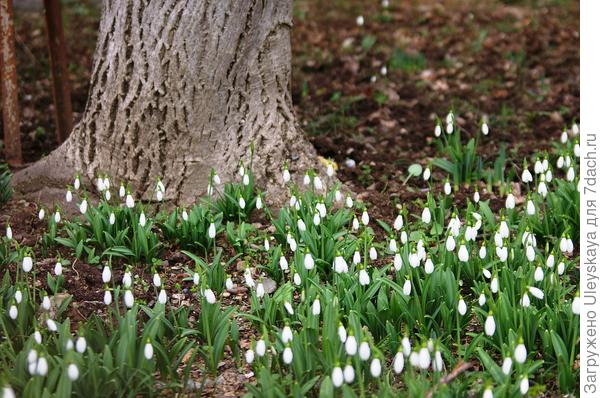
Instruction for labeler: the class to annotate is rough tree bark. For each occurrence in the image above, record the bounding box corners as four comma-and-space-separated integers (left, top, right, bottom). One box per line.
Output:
15, 0, 319, 205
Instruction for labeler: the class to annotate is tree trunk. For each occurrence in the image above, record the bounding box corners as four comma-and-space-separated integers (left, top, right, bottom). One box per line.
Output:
15, 0, 318, 205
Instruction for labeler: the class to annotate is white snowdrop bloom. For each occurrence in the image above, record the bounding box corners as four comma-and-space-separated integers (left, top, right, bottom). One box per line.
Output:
206, 184, 214, 196
212, 174, 221, 185
119, 184, 126, 198
496, 246, 508, 262
314, 176, 323, 191
537, 180, 548, 197
526, 245, 535, 262
157, 179, 165, 193
53, 261, 63, 276
352, 217, 360, 231
102, 265, 111, 283
345, 335, 358, 356
65, 189, 73, 203
76, 336, 87, 353
389, 238, 398, 252
515, 342, 527, 364
534, 159, 543, 174
245, 349, 255, 364
520, 375, 529, 395
483, 387, 493, 398
293, 272, 301, 286
359, 341, 371, 360
15, 290, 22, 304
479, 293, 486, 306
408, 251, 420, 268
103, 176, 110, 190
520, 293, 531, 308
67, 363, 79, 381
370, 358, 382, 378
256, 282, 265, 298
104, 289, 112, 305
573, 122, 579, 135
560, 237, 569, 253
546, 169, 553, 182
433, 350, 444, 372
392, 351, 405, 374
332, 366, 344, 388
434, 123, 442, 137
334, 255, 348, 274
28, 348, 38, 364
288, 236, 297, 252
124, 289, 134, 308
409, 352, 419, 367
74, 176, 81, 190
526, 199, 535, 215
238, 196, 246, 209
326, 162, 335, 177
465, 226, 476, 241
402, 336, 412, 357
335, 190, 343, 202
282, 168, 291, 183
282, 346, 293, 364
394, 214, 404, 230
297, 218, 307, 232
458, 298, 467, 316
254, 195, 263, 211
33, 329, 42, 344
38, 208, 46, 220
303, 174, 310, 186
403, 279, 412, 296
558, 262, 565, 275
522, 168, 533, 183
484, 314, 496, 336
446, 122, 454, 134
458, 244, 469, 262
304, 252, 315, 270
491, 277, 499, 294
338, 324, 347, 343
158, 289, 167, 304
279, 256, 289, 271
36, 357, 48, 376
382, 0, 389, 8
546, 254, 555, 268
422, 207, 431, 224
557, 156, 564, 169
204, 288, 216, 304
542, 158, 549, 171
522, 230, 536, 247
483, 268, 491, 279
400, 230, 407, 244
46, 318, 58, 332
359, 269, 370, 286
144, 341, 154, 360
41, 295, 51, 311
369, 247, 377, 260
263, 238, 270, 251
256, 339, 266, 357
312, 298, 321, 315
424, 258, 434, 274
8, 305, 18, 320
566, 166, 575, 181
343, 364, 355, 384
418, 346, 431, 369
77, 198, 88, 215
482, 122, 489, 135
473, 190, 480, 203
96, 177, 105, 192
152, 273, 161, 287
208, 222, 216, 239
502, 357, 513, 375
444, 181, 451, 195
394, 253, 403, 271
316, 202, 327, 218
104, 190, 111, 201
356, 15, 364, 26
282, 326, 293, 343
423, 167, 431, 181
360, 210, 370, 226
446, 235, 456, 251
54, 211, 61, 224
479, 245, 487, 259
573, 295, 580, 315
242, 173, 250, 186
561, 130, 568, 144
126, 194, 135, 208
380, 65, 388, 77
122, 271, 132, 288
108, 212, 115, 225
313, 212, 321, 226
499, 221, 509, 239
225, 277, 234, 290
574, 142, 580, 157
5, 224, 13, 240
505, 193, 515, 210
528, 286, 544, 300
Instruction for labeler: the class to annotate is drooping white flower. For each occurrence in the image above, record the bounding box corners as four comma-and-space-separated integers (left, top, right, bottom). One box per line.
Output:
14, 290, 22, 304
402, 336, 411, 357
314, 176, 323, 191
458, 244, 469, 262
282, 346, 293, 364
104, 289, 112, 305
109, 212, 116, 225
505, 193, 515, 210
345, 335, 358, 356
519, 375, 529, 395
502, 356, 513, 375
238, 196, 246, 209
225, 276, 234, 290
144, 340, 154, 360
393, 351, 404, 374
528, 286, 544, 300
444, 181, 451, 195
158, 289, 167, 304
283, 168, 291, 183
558, 261, 565, 275
76, 336, 87, 353
520, 292, 530, 308
424, 258, 434, 274
482, 122, 489, 135
458, 298, 467, 316
358, 269, 370, 286
479, 245, 487, 259
293, 272, 301, 286
282, 325, 293, 344
361, 210, 369, 226
338, 324, 347, 343
312, 298, 321, 315
369, 247, 377, 260
566, 166, 575, 181
67, 363, 79, 381
526, 245, 535, 262
53, 211, 61, 223
370, 358, 382, 377
446, 235, 456, 251
514, 342, 527, 364
433, 350, 444, 372
102, 265, 111, 283
41, 295, 51, 311
403, 279, 412, 296
8, 305, 18, 320
522, 168, 533, 183
473, 190, 480, 203
394, 214, 404, 230
484, 314, 496, 336
418, 346, 431, 369
245, 349, 255, 364
38, 208, 45, 220
343, 363, 355, 384
479, 293, 486, 306
422, 207, 431, 224
279, 256, 289, 271
352, 217, 359, 231
36, 356, 48, 376
124, 289, 134, 308
491, 277, 499, 294
332, 366, 344, 388
204, 288, 216, 304
46, 319, 57, 332
208, 222, 216, 239
423, 167, 431, 181
333, 255, 348, 274
255, 339, 266, 357
356, 15, 364, 26
434, 123, 442, 137
126, 193, 135, 208
256, 282, 265, 298
573, 294, 580, 315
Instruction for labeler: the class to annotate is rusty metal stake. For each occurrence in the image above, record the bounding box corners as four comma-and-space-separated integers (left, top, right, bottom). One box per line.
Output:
0, 0, 23, 166
44, 0, 73, 144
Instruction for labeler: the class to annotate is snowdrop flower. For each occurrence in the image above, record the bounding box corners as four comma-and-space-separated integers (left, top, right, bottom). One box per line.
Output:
418, 346, 431, 369
537, 177, 548, 197
314, 176, 323, 191
458, 244, 469, 262
28, 348, 38, 365
382, 0, 389, 8
483, 268, 492, 279
119, 184, 126, 198
282, 346, 293, 364
361, 210, 369, 226
104, 289, 112, 305
312, 297, 321, 315
515, 341, 527, 364
389, 238, 398, 252
242, 173, 250, 186
557, 155, 564, 169
394, 214, 404, 230
352, 217, 359, 231
303, 173, 310, 186
332, 366, 344, 388
65, 189, 73, 203
424, 257, 434, 274
46, 318, 58, 332
297, 218, 306, 232
369, 247, 377, 260
434, 123, 442, 137
15, 290, 22, 304
338, 323, 347, 343
420, 207, 432, 224
102, 265, 111, 283
481, 122, 489, 135
526, 246, 535, 262
496, 246, 508, 262
546, 169, 553, 182
502, 356, 513, 375
444, 180, 451, 195
519, 375, 529, 395
304, 252, 315, 270
255, 339, 266, 357
546, 253, 555, 268
359, 268, 370, 286
356, 15, 364, 26
522, 168, 533, 183
479, 293, 487, 306
104, 190, 111, 201
573, 293, 580, 315
52, 260, 62, 276
256, 195, 263, 210
393, 351, 405, 374
402, 336, 411, 357
8, 304, 18, 320
542, 158, 549, 171
499, 220, 509, 238
558, 261, 565, 275
573, 122, 579, 135
575, 142, 580, 157
528, 286, 544, 300
491, 277, 499, 294
433, 350, 444, 372
393, 253, 403, 271
36, 356, 48, 376
108, 212, 115, 225
124, 289, 134, 308
408, 251, 420, 268
343, 363, 355, 383
67, 363, 79, 381
473, 190, 480, 203
122, 271, 132, 288
225, 276, 234, 291
484, 313, 496, 336
458, 298, 467, 316
41, 295, 51, 311
446, 235, 456, 251
359, 341, 371, 360
423, 167, 431, 181
126, 193, 135, 208
483, 386, 493, 398
208, 222, 216, 239
566, 166, 575, 181
38, 208, 46, 220
293, 272, 301, 286
74, 175, 81, 190
520, 293, 531, 308
561, 129, 568, 143
279, 256, 289, 271
245, 349, 255, 364
151, 273, 161, 288
256, 282, 265, 298
76, 336, 87, 353
479, 245, 487, 259
368, 358, 382, 378
53, 211, 61, 223
282, 325, 293, 343
334, 190, 343, 202
144, 340, 154, 360
409, 352, 419, 367
238, 196, 246, 209
287, 234, 297, 251
505, 193, 515, 209
333, 255, 348, 274
403, 279, 412, 296
346, 195, 355, 209
204, 288, 216, 304
526, 199, 535, 215
345, 334, 358, 356
446, 122, 454, 134
282, 167, 291, 183
158, 289, 167, 304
